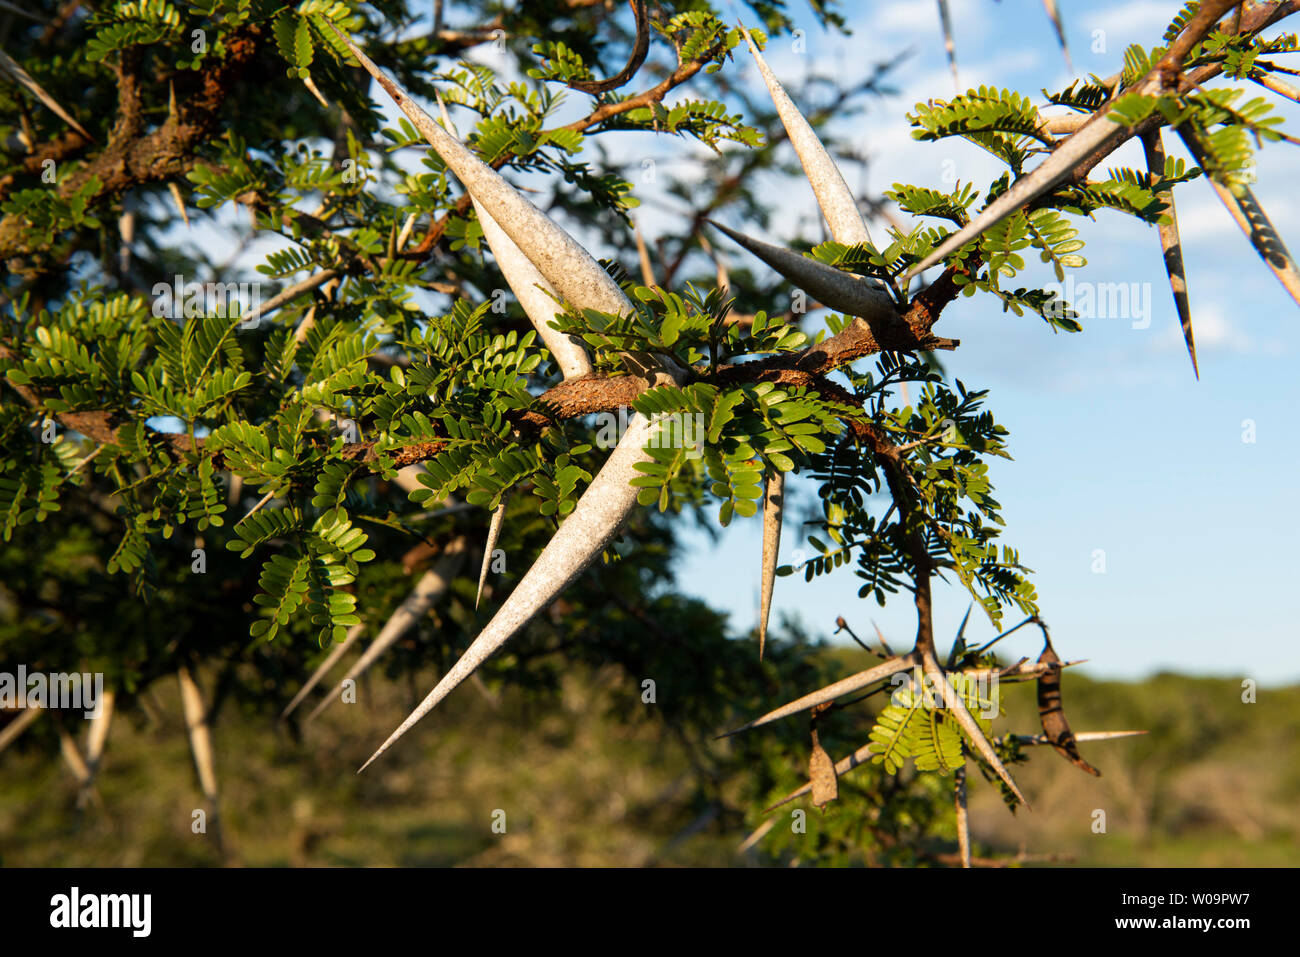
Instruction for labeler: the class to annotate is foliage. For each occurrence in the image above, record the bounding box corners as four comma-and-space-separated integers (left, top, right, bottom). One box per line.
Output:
1, 0, 1294, 865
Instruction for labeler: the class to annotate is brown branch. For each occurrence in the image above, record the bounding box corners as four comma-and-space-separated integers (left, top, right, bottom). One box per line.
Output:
566, 1, 651, 95
0, 30, 261, 263
561, 38, 726, 135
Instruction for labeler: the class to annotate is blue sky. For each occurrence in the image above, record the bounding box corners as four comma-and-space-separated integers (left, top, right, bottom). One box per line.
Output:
634, 0, 1300, 683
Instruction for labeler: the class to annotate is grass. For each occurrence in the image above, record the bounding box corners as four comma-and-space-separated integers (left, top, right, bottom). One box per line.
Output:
2, 657, 1296, 867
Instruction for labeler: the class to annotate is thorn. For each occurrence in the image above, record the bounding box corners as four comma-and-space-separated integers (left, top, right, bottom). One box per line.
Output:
698, 232, 730, 291
1141, 129, 1197, 378
955, 765, 971, 868
921, 649, 1030, 808
396, 212, 417, 251
972, 615, 1036, 656
947, 602, 973, 667
936, 1, 960, 91
301, 73, 330, 109
758, 470, 784, 659
705, 219, 899, 328
0, 706, 42, 753
1176, 123, 1300, 309
323, 19, 653, 376
477, 497, 508, 608
736, 816, 777, 854
634, 218, 657, 288
871, 620, 895, 657
436, 89, 593, 379
359, 413, 676, 769
720, 653, 917, 737
902, 106, 1127, 282
168, 181, 191, 228
1041, 0, 1073, 74
280, 622, 364, 720
0, 46, 93, 140
737, 22, 874, 246
240, 487, 277, 523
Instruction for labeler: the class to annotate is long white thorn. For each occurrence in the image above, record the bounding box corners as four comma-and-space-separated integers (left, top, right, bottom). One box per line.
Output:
757, 470, 784, 659
178, 665, 229, 857
167, 181, 191, 228
477, 497, 508, 608
58, 726, 93, 785
396, 212, 417, 251
634, 218, 657, 288
85, 688, 114, 774
738, 24, 873, 246
1011, 729, 1148, 746
177, 665, 219, 803
0, 46, 93, 140
698, 232, 730, 291
280, 622, 365, 720
436, 93, 592, 380
307, 539, 468, 723
903, 110, 1127, 281
327, 21, 685, 771
302, 73, 331, 108
721, 653, 918, 737
936, 1, 960, 90
0, 706, 42, 753
326, 22, 659, 375
475, 204, 594, 378
736, 816, 777, 854
920, 648, 1030, 808
706, 220, 900, 328
1042, 0, 1074, 74
359, 413, 668, 771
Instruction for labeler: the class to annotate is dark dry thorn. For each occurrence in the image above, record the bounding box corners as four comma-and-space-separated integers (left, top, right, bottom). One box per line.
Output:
1141, 128, 1198, 378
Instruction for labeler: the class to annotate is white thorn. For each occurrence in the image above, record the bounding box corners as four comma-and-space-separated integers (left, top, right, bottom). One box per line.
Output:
738, 24, 873, 247
708, 220, 899, 327
177, 665, 219, 802
0, 46, 93, 140
723, 653, 918, 736
359, 412, 671, 770
280, 622, 365, 720
758, 470, 783, 659
920, 648, 1030, 808
475, 200, 594, 378
307, 539, 468, 723
168, 181, 191, 228
477, 498, 508, 608
327, 23, 656, 374
0, 706, 42, 753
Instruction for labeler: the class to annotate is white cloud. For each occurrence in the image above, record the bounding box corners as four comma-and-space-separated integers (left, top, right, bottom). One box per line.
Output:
1148, 301, 1254, 358
1081, 0, 1183, 50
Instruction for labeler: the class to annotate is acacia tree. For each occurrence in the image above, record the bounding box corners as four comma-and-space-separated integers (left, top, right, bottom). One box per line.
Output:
2, 0, 1298, 866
